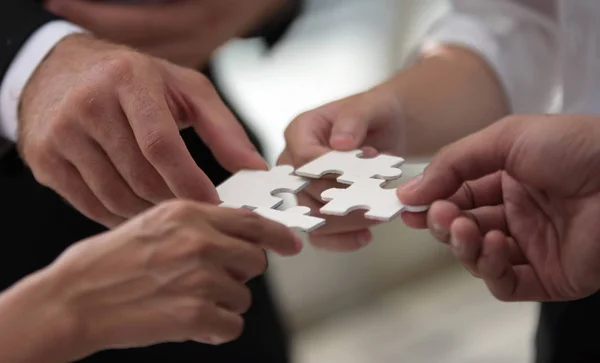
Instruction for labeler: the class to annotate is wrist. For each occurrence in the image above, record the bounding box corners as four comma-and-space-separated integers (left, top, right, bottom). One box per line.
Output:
0, 267, 81, 363
378, 45, 509, 157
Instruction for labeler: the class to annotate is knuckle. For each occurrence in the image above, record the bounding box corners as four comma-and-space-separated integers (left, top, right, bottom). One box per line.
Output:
140, 128, 170, 161
246, 248, 268, 278
171, 227, 206, 254
193, 269, 218, 290
185, 299, 212, 323
193, 73, 213, 90
236, 210, 265, 235
283, 112, 308, 141
226, 317, 245, 342
82, 201, 114, 224
47, 113, 78, 140
159, 200, 203, 220
210, 316, 244, 344
102, 52, 146, 85
237, 286, 253, 314
194, 238, 218, 259
130, 177, 166, 202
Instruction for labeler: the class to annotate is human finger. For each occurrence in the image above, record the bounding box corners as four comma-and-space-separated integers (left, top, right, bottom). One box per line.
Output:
48, 160, 126, 227
117, 73, 219, 203
172, 68, 267, 172
60, 132, 152, 218
206, 208, 302, 257
89, 106, 174, 204
396, 118, 522, 205
478, 230, 548, 301
171, 266, 252, 315
189, 304, 245, 345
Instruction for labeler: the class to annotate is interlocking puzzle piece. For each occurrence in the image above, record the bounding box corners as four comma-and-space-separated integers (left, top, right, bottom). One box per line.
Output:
320, 179, 430, 221
217, 165, 308, 209
253, 206, 325, 232
295, 150, 405, 184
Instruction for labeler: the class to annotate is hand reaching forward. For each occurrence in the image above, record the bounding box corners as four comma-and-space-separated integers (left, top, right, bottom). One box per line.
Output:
19, 34, 266, 227
0, 201, 301, 362
278, 86, 406, 251
397, 115, 600, 302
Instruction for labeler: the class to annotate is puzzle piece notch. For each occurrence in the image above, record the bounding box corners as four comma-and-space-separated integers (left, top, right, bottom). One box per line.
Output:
253, 206, 325, 232
217, 165, 309, 210
320, 179, 429, 221
295, 150, 405, 184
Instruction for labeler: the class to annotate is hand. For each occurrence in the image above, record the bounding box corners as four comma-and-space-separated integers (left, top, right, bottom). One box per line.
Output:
397, 115, 600, 302
19, 34, 266, 227
278, 86, 406, 251
44, 0, 285, 68
12, 200, 301, 362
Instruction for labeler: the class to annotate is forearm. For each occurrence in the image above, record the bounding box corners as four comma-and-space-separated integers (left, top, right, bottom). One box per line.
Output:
382, 45, 509, 157
0, 269, 77, 363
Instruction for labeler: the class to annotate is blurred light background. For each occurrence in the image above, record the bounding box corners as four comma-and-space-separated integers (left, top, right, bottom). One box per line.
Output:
212, 0, 537, 361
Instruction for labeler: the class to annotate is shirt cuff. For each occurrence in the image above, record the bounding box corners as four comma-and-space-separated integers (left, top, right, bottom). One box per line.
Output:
0, 20, 86, 142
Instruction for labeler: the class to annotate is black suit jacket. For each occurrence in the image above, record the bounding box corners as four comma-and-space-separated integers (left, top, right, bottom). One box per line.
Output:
0, 1, 302, 362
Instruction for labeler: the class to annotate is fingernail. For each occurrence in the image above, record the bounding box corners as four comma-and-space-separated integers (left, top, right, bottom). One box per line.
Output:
399, 174, 423, 191
431, 222, 445, 236
330, 133, 356, 144
449, 235, 464, 254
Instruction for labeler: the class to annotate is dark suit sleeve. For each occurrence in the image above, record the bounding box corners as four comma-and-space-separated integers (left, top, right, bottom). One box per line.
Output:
0, 0, 58, 80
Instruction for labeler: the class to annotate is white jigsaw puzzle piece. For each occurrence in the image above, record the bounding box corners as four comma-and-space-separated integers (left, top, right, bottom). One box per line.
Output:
295, 150, 405, 184
217, 165, 309, 209
320, 179, 429, 221
253, 206, 325, 232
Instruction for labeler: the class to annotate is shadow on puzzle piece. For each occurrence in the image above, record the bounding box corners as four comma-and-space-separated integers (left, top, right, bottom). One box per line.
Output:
320, 178, 430, 221
253, 206, 325, 232
295, 149, 404, 184
217, 165, 325, 232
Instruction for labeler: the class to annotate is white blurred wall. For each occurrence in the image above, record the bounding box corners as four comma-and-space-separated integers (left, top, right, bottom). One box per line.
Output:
211, 0, 453, 328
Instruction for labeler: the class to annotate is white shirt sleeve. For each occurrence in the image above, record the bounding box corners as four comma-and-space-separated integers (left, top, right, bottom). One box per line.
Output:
419, 0, 559, 114
0, 20, 86, 142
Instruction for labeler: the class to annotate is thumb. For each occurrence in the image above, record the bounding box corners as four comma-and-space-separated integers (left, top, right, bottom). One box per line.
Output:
397, 119, 520, 206
329, 111, 370, 151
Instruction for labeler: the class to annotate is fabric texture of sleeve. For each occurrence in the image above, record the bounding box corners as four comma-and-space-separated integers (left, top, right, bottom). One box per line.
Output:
419, 0, 559, 114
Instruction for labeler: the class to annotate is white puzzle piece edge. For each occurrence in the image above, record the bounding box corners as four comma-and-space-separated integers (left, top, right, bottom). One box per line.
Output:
295, 149, 405, 184
217, 165, 309, 210
320, 178, 429, 221
253, 206, 325, 232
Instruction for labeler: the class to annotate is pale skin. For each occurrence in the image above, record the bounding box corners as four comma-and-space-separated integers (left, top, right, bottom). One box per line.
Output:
0, 200, 302, 363
397, 115, 600, 302
43, 0, 286, 69
282, 42, 600, 302
279, 45, 509, 251
19, 34, 267, 227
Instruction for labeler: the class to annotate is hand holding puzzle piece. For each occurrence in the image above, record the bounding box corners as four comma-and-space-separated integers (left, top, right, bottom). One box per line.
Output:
216, 150, 429, 232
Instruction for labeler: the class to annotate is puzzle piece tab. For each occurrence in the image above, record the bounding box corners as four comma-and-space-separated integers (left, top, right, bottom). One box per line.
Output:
320, 179, 429, 221
217, 165, 308, 210
295, 150, 404, 184
253, 206, 325, 232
